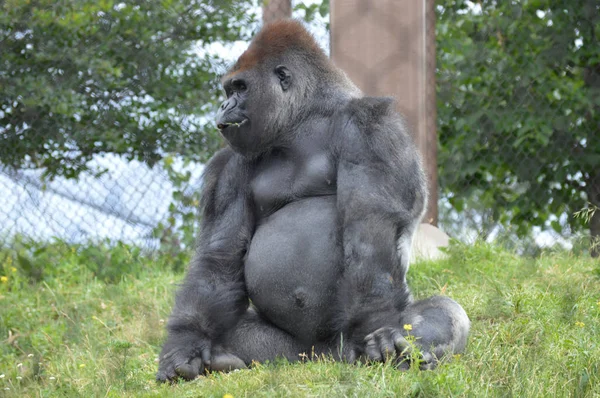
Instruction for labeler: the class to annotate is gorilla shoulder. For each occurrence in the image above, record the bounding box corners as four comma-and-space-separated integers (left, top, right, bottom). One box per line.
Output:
348, 96, 397, 126
338, 96, 420, 164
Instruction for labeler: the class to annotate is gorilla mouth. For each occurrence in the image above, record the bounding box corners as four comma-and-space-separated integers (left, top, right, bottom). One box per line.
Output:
218, 119, 248, 130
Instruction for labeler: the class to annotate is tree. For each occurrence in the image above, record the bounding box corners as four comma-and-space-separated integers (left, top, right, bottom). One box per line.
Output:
0, 0, 257, 179
436, 0, 600, 256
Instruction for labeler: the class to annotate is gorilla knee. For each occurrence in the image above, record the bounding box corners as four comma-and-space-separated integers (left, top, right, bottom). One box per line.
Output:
401, 296, 470, 358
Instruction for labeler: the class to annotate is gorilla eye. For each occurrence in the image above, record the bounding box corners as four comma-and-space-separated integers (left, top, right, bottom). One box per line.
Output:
274, 65, 292, 91
232, 79, 247, 92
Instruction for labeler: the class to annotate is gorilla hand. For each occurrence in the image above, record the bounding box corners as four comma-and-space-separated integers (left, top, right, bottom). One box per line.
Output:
363, 326, 410, 362
363, 326, 438, 370
156, 333, 211, 382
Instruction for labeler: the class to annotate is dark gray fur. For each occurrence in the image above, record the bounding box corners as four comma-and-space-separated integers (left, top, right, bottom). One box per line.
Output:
156, 20, 469, 382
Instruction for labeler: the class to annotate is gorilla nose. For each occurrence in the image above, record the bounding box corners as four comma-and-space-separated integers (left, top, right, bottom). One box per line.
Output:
220, 98, 237, 111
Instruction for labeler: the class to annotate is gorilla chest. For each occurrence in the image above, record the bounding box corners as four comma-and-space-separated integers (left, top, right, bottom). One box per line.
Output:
250, 150, 337, 219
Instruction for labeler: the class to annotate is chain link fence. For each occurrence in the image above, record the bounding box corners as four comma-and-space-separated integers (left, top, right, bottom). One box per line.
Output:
1, 0, 598, 256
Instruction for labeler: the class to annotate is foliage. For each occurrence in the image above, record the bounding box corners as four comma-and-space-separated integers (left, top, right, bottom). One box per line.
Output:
0, 0, 257, 179
1, 240, 599, 396
436, 0, 600, 251
575, 203, 600, 255
294, 0, 329, 24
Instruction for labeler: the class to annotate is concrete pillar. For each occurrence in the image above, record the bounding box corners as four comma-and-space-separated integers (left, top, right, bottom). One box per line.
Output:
263, 0, 292, 24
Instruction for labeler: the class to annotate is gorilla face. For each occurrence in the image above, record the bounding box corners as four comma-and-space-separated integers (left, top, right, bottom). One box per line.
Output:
216, 65, 293, 155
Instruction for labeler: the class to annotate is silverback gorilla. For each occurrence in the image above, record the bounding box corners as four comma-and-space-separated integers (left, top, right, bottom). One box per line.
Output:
157, 20, 469, 382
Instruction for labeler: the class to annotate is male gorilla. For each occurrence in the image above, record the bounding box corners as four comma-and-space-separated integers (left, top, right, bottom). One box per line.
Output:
157, 20, 469, 382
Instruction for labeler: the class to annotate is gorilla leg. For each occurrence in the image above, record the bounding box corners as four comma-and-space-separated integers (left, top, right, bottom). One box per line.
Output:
399, 296, 470, 369
212, 307, 310, 370
212, 298, 469, 372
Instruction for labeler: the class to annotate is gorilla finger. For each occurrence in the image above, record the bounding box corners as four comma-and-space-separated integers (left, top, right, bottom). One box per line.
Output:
420, 362, 436, 370
156, 360, 178, 382
365, 327, 392, 341
364, 338, 383, 362
174, 365, 195, 381
157, 367, 179, 384
418, 352, 438, 370
201, 347, 211, 368
210, 352, 247, 372
395, 358, 411, 371
155, 371, 169, 383
379, 338, 396, 361
345, 349, 357, 364
419, 355, 438, 371
193, 356, 207, 376
364, 332, 375, 343
391, 330, 412, 356
175, 357, 203, 381
341, 345, 357, 363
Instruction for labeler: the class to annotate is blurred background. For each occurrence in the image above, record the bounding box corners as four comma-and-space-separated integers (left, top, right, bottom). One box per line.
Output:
1, 0, 598, 259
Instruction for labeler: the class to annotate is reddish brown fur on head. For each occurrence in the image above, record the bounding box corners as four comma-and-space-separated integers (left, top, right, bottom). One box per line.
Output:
226, 19, 325, 77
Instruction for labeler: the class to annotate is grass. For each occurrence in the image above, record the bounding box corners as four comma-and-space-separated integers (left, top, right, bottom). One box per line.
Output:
0, 239, 599, 397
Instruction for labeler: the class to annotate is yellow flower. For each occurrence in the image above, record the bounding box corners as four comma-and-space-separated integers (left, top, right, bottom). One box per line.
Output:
79, 364, 86, 368
0, 276, 7, 283
575, 321, 585, 328
223, 395, 234, 398
403, 324, 413, 331
10, 267, 16, 273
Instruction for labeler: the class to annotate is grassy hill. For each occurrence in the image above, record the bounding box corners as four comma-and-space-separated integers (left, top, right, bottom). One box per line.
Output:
1, 239, 598, 397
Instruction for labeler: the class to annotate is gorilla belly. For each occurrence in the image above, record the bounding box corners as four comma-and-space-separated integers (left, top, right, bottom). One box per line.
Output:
245, 196, 342, 342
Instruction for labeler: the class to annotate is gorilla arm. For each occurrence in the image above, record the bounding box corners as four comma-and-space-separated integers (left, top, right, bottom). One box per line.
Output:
335, 97, 427, 360
157, 149, 253, 382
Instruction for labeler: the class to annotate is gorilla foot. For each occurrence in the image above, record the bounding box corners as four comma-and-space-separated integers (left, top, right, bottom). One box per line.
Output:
399, 295, 470, 370
360, 296, 470, 370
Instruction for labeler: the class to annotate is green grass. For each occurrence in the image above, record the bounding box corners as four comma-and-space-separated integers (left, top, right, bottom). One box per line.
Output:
0, 239, 599, 397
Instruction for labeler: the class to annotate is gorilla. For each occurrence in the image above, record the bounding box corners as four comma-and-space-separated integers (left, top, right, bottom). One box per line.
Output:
157, 19, 469, 382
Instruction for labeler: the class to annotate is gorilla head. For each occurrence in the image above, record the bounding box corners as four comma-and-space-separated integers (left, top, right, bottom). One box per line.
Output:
216, 20, 357, 155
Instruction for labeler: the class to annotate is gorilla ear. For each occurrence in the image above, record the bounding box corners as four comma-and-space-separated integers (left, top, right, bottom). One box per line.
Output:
275, 65, 292, 91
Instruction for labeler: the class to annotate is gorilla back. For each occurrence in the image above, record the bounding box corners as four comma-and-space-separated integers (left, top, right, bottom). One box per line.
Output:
156, 20, 469, 382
